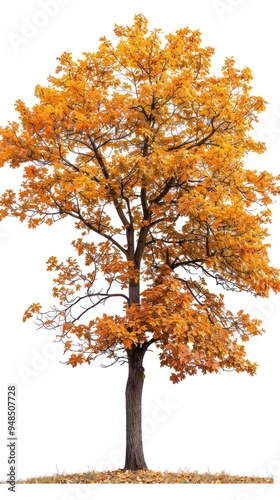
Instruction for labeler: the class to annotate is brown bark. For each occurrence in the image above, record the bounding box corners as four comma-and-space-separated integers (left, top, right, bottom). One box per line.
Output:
124, 345, 148, 470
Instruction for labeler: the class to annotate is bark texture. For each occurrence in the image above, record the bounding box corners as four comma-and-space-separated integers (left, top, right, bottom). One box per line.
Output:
124, 345, 147, 470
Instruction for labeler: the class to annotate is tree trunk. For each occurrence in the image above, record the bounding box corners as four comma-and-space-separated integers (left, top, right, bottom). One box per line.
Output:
124, 345, 148, 470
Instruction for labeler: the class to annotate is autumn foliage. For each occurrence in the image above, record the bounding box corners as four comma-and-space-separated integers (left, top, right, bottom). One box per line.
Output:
0, 11, 280, 470
1, 14, 279, 380
17, 468, 273, 484
0, 14, 280, 469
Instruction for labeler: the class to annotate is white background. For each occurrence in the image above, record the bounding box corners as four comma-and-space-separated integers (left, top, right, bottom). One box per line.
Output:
0, 0, 280, 498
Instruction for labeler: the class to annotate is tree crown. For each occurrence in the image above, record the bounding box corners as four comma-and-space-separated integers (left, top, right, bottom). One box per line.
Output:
1, 14, 279, 382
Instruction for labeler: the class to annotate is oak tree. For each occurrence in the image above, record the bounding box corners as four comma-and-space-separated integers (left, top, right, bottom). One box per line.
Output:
1, 14, 279, 470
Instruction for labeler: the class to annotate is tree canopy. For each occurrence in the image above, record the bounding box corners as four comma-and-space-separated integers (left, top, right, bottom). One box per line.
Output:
1, 14, 279, 383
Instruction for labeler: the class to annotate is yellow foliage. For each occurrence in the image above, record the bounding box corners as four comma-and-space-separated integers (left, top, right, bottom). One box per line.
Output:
0, 14, 279, 379
22, 303, 42, 322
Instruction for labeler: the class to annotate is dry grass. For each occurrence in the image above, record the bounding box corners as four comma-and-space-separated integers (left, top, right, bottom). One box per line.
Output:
15, 468, 274, 484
